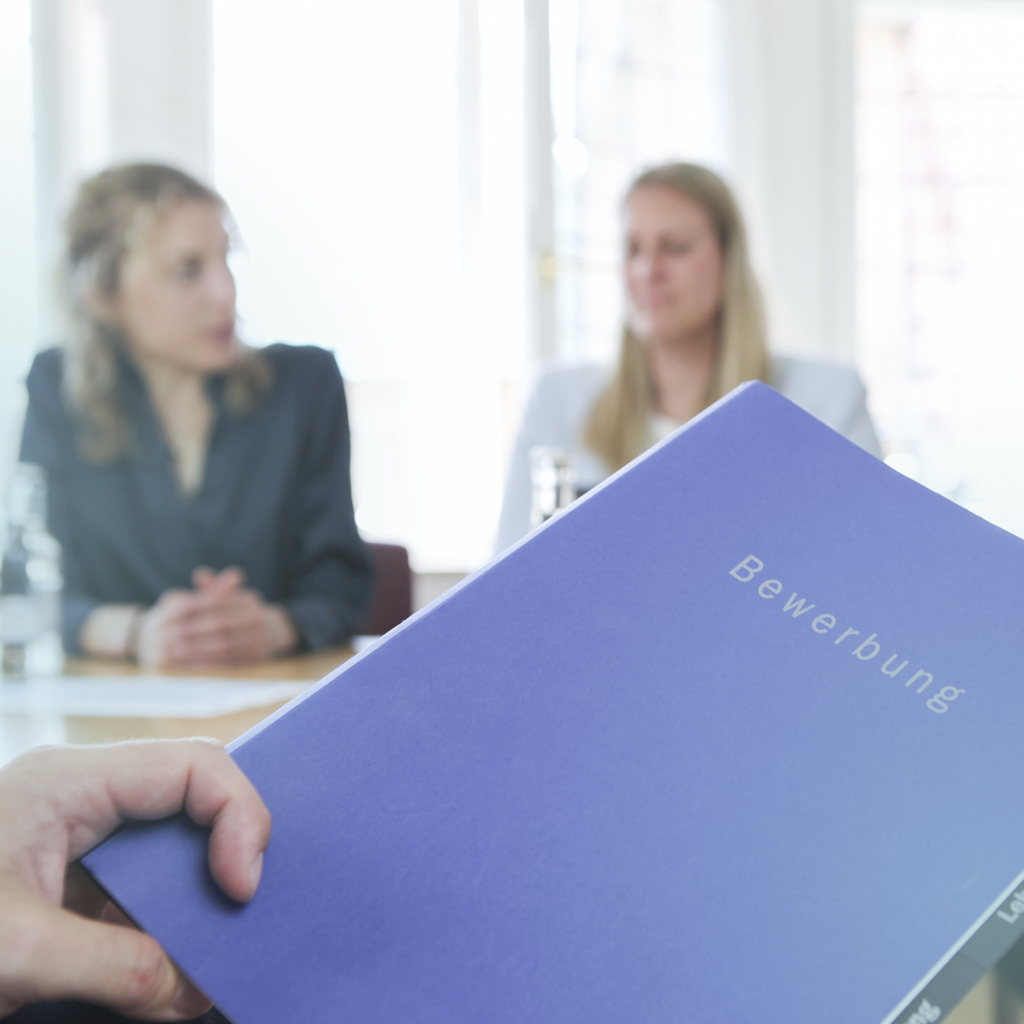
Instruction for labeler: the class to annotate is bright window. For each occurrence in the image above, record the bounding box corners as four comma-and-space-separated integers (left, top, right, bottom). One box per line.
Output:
212, 0, 728, 569
0, 0, 36, 471
554, 0, 725, 365
857, 1, 1024, 536
213, 0, 524, 571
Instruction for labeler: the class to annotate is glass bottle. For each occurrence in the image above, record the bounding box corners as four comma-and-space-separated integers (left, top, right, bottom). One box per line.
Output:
529, 446, 577, 529
0, 464, 63, 677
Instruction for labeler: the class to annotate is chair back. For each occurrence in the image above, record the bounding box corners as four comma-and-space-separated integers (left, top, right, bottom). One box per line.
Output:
357, 542, 413, 636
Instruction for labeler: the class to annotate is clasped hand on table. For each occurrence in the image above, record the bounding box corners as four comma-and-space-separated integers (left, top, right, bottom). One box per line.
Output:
136, 567, 298, 667
82, 567, 299, 667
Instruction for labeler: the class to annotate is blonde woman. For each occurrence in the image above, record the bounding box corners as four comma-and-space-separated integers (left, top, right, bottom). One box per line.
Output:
495, 162, 880, 552
20, 163, 373, 666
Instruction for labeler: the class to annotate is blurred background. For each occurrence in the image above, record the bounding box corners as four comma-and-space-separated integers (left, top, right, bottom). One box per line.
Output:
3, 0, 1024, 582
5, 5, 1024, 1018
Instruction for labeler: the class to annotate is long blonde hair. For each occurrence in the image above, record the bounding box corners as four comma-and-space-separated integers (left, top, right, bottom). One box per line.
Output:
62, 162, 270, 463
582, 162, 771, 472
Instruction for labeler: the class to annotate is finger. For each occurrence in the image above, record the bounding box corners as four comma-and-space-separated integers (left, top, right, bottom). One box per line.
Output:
181, 592, 263, 623
218, 566, 247, 589
191, 567, 246, 601
191, 566, 216, 590
175, 623, 264, 659
180, 745, 271, 901
173, 601, 266, 647
160, 614, 235, 663
178, 636, 265, 667
178, 607, 265, 642
152, 590, 201, 625
5, 900, 210, 1021
49, 742, 270, 902
192, 621, 267, 653
186, 588, 259, 620
157, 604, 261, 664
137, 620, 191, 668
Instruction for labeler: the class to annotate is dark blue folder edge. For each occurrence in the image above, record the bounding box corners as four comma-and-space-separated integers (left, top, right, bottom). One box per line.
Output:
886, 866, 1024, 1023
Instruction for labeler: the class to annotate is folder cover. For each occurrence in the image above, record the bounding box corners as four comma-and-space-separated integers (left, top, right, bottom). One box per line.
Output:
85, 382, 1024, 1024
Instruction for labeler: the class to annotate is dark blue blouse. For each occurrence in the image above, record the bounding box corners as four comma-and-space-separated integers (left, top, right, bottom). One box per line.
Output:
21, 343, 374, 653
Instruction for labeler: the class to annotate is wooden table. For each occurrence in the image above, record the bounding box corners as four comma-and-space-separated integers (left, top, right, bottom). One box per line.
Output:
0, 647, 354, 763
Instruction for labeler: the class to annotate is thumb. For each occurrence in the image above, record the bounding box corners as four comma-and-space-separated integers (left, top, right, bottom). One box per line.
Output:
192, 567, 246, 604
191, 566, 216, 590
14, 902, 210, 1020
215, 566, 247, 592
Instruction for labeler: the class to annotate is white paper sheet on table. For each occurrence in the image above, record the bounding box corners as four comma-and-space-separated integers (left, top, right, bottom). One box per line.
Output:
0, 677, 308, 718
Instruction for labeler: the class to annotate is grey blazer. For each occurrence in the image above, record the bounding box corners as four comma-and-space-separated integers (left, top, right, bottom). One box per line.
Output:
494, 355, 881, 554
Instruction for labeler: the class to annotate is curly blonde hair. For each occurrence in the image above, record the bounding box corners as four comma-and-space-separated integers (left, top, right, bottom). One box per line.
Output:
62, 162, 269, 462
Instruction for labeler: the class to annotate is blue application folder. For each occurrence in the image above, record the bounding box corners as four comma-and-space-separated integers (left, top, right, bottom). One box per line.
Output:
85, 382, 1024, 1024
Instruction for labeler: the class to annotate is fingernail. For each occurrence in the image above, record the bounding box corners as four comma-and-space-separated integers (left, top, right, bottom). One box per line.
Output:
249, 851, 264, 894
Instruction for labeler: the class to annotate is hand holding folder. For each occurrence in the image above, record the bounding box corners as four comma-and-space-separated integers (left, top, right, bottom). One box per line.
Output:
0, 741, 268, 1020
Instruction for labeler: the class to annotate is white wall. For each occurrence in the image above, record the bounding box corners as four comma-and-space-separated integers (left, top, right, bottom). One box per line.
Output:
523, 0, 557, 363
211, 0, 526, 571
719, 0, 857, 361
